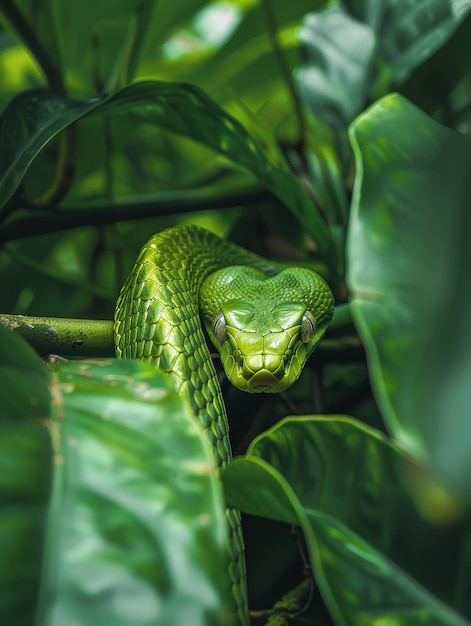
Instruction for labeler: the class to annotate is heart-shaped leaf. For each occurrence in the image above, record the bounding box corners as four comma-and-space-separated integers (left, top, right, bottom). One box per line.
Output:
347, 93, 471, 495
224, 416, 471, 625
0, 82, 334, 265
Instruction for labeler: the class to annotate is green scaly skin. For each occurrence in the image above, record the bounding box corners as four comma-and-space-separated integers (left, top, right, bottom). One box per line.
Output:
114, 224, 334, 625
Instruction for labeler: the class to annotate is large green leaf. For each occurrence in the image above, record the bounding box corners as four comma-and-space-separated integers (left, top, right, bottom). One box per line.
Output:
296, 2, 368, 236
400, 10, 471, 114
97, 82, 332, 255
378, 0, 471, 97
0, 326, 52, 626
0, 82, 334, 263
295, 0, 471, 245
38, 359, 236, 626
347, 94, 471, 495
344, 0, 471, 85
0, 89, 91, 210
298, 0, 471, 133
297, 4, 376, 130
0, 422, 52, 626
224, 417, 471, 625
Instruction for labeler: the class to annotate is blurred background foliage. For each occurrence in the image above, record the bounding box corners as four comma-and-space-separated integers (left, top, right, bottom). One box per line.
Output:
1, 1, 471, 625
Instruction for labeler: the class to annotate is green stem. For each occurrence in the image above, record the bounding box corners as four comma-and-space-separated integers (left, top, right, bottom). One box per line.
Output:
0, 314, 114, 357
259, 0, 329, 236
260, 0, 305, 144
0, 187, 277, 243
27, 126, 77, 207
0, 311, 362, 363
124, 0, 156, 84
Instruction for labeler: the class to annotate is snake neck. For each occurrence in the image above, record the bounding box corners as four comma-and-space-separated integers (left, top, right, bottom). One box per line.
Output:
114, 224, 268, 467
114, 224, 256, 625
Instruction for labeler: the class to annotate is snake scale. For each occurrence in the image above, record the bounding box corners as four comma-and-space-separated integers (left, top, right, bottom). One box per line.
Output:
114, 224, 334, 625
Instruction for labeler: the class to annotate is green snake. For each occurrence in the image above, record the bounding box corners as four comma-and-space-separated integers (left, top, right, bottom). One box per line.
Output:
114, 224, 334, 625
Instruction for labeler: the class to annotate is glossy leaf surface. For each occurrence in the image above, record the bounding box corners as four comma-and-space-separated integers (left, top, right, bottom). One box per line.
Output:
97, 82, 332, 257
0, 326, 52, 626
0, 89, 92, 208
297, 4, 376, 129
344, 0, 471, 85
0, 422, 52, 626
224, 416, 471, 625
347, 94, 471, 494
38, 359, 235, 626
0, 82, 333, 261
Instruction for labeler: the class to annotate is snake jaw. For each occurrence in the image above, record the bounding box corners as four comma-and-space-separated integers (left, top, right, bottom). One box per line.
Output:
216, 330, 307, 394
247, 370, 280, 392
214, 312, 334, 394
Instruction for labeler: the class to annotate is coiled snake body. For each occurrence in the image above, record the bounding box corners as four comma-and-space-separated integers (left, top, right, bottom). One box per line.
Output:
114, 224, 334, 624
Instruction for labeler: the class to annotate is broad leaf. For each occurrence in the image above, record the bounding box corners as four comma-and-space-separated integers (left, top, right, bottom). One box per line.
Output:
297, 4, 376, 130
0, 89, 91, 209
0, 422, 52, 626
401, 10, 471, 113
0, 326, 52, 626
96, 82, 323, 243
296, 3, 367, 234
347, 94, 471, 495
344, 0, 471, 86
298, 0, 471, 134
224, 417, 471, 625
0, 82, 334, 264
38, 359, 236, 626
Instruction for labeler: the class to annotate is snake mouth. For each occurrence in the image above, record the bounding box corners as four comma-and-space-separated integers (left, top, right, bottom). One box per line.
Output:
247, 370, 280, 393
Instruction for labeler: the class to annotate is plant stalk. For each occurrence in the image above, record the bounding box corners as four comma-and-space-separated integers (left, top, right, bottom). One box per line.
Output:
0, 311, 361, 361
0, 314, 115, 357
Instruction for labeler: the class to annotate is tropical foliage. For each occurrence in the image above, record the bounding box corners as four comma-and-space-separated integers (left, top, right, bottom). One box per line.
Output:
1, 1, 471, 625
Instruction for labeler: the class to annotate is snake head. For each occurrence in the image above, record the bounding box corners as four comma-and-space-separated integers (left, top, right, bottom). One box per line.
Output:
200, 266, 334, 394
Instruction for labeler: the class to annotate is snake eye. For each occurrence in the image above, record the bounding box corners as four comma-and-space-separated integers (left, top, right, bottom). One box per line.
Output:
300, 311, 316, 343
213, 313, 228, 343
